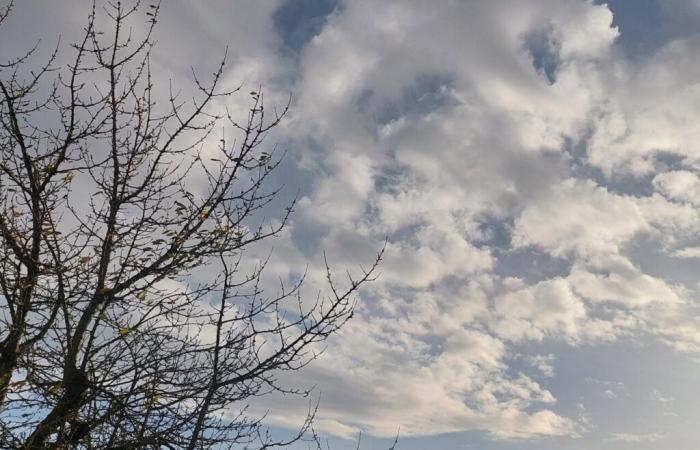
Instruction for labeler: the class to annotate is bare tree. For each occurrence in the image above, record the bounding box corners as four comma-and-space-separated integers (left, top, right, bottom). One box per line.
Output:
0, 2, 383, 448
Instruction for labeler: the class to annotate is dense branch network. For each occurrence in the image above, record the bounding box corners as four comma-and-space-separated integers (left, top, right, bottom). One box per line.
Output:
0, 2, 383, 449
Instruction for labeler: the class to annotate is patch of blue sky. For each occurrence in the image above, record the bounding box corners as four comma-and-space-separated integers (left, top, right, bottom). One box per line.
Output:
625, 232, 700, 290
522, 24, 561, 84
358, 74, 458, 129
493, 247, 571, 284
597, 0, 700, 60
273, 0, 339, 55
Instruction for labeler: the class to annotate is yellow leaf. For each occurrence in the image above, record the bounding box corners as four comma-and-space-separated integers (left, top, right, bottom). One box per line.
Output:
146, 394, 160, 407
118, 327, 131, 337
136, 290, 146, 301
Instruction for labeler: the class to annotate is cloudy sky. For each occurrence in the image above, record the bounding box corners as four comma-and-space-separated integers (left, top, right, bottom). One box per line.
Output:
6, 0, 700, 448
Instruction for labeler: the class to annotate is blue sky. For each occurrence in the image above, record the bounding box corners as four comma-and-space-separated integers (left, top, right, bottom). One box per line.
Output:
6, 1, 700, 448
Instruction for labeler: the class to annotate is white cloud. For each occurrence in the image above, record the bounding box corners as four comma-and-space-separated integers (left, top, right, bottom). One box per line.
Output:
512, 179, 648, 258
250, 0, 700, 440
492, 278, 586, 342
604, 389, 617, 399
654, 170, 700, 205
569, 262, 685, 308
609, 431, 665, 443
673, 246, 700, 258
588, 37, 700, 176
523, 354, 556, 378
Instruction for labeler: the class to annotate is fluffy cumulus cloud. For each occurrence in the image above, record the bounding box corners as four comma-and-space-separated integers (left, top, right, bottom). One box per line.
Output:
588, 37, 700, 176
230, 0, 700, 443
512, 179, 648, 258
653, 170, 700, 205
14, 0, 700, 447
492, 278, 586, 342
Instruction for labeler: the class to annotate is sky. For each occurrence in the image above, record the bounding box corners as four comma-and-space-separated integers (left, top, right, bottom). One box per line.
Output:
4, 0, 700, 449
